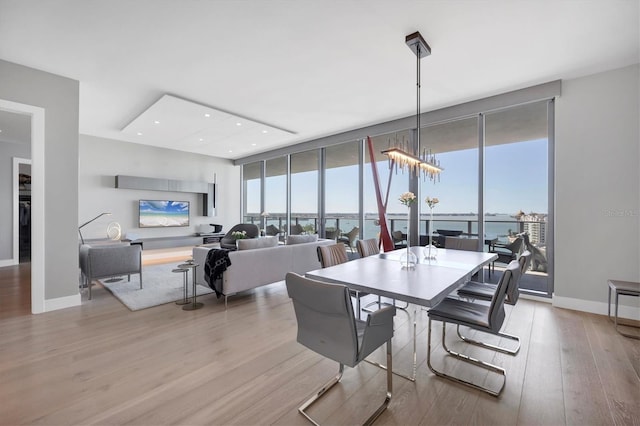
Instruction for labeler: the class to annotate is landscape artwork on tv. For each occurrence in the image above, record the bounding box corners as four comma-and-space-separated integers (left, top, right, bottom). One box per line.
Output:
139, 200, 189, 228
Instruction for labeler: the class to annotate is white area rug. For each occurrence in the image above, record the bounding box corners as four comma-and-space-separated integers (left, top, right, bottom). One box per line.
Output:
100, 262, 214, 311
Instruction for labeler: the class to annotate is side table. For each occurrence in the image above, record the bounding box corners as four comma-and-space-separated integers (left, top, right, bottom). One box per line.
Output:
607, 279, 640, 339
178, 263, 203, 311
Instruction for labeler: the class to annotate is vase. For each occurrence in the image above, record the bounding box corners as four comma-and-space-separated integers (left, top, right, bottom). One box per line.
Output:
400, 210, 417, 269
424, 207, 438, 260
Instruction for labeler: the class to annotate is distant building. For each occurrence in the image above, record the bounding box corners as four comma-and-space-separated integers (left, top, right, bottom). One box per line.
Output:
519, 213, 547, 245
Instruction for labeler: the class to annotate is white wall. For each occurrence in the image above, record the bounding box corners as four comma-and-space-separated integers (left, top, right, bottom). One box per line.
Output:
554, 64, 639, 318
79, 134, 240, 241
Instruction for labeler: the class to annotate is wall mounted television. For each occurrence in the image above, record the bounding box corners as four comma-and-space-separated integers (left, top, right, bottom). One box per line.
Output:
139, 200, 190, 228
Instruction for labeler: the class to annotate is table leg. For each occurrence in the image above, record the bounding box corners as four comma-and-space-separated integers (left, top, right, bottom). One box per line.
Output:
173, 268, 191, 305
365, 305, 417, 382
183, 265, 204, 311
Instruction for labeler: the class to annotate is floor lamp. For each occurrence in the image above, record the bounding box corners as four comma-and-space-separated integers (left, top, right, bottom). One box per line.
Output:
78, 212, 112, 244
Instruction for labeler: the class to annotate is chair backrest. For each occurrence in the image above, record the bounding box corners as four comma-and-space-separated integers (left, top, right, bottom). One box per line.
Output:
224, 223, 260, 239
265, 224, 280, 236
508, 236, 524, 254
317, 243, 349, 267
290, 223, 305, 235
325, 228, 340, 240
518, 250, 532, 274
503, 249, 531, 305
487, 260, 521, 331
286, 272, 359, 366
356, 238, 379, 258
345, 226, 359, 241
444, 237, 479, 251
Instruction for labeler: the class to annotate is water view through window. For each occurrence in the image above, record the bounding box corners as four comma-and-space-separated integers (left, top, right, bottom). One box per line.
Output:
242, 101, 552, 295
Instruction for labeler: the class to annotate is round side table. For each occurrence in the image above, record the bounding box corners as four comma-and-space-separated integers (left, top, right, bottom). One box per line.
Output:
172, 268, 191, 305
177, 263, 203, 311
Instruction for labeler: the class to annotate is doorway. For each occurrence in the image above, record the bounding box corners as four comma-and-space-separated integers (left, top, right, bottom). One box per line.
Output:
0, 99, 45, 314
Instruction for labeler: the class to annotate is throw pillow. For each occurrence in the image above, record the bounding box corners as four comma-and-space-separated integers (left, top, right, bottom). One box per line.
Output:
236, 236, 278, 250
286, 234, 318, 245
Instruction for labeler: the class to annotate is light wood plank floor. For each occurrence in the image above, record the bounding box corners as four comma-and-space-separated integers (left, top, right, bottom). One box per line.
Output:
0, 264, 638, 425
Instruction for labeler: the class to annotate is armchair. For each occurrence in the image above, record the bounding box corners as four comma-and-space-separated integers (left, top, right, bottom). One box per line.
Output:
337, 226, 359, 253
219, 223, 260, 250
489, 234, 524, 274
286, 272, 395, 425
79, 244, 142, 300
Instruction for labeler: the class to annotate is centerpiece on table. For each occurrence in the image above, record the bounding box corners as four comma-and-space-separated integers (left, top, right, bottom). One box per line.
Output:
399, 191, 418, 269
425, 196, 439, 260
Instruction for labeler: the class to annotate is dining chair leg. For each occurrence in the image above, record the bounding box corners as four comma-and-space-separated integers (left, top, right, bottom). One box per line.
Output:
362, 340, 393, 426
455, 325, 521, 355
298, 364, 344, 426
426, 319, 506, 397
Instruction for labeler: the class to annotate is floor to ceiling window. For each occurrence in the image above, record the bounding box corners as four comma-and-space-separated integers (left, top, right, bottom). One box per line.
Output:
290, 150, 319, 234
238, 89, 554, 297
485, 100, 550, 294
264, 157, 287, 233
242, 161, 262, 224
419, 117, 479, 245
324, 141, 360, 241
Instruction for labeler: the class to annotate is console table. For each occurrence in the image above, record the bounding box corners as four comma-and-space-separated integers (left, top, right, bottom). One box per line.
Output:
126, 233, 225, 250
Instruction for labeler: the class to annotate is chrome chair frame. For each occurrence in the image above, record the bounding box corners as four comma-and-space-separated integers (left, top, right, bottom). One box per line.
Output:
426, 261, 520, 396
286, 273, 395, 426
455, 251, 531, 355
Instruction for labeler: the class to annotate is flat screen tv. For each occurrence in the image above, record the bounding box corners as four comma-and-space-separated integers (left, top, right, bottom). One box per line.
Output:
139, 200, 189, 228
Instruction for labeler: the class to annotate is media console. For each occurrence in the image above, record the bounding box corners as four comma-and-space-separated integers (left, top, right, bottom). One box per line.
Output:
127, 233, 225, 250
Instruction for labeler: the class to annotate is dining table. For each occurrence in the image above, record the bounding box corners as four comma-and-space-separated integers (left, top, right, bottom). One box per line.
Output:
305, 246, 497, 381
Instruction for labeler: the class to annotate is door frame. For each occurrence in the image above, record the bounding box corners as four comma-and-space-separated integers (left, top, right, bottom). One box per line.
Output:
0, 99, 45, 314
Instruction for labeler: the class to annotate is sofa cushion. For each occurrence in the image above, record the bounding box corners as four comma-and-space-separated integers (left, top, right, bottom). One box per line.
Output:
287, 234, 318, 245
236, 236, 278, 250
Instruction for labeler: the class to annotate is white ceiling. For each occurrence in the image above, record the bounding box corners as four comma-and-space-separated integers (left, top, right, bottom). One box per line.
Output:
0, 0, 638, 159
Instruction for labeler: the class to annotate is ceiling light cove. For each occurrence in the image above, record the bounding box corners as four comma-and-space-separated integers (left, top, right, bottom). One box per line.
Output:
121, 94, 296, 159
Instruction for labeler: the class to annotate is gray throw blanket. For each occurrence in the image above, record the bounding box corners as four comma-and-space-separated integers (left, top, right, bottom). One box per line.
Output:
204, 248, 232, 298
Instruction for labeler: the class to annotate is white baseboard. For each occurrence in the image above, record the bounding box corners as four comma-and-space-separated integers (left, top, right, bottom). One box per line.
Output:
0, 258, 17, 267
43, 293, 81, 313
553, 294, 639, 321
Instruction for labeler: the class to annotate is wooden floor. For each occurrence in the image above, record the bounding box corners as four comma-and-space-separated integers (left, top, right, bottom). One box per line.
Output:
1, 263, 639, 425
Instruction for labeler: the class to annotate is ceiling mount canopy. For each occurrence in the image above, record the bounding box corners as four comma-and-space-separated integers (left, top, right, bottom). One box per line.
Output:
383, 31, 442, 181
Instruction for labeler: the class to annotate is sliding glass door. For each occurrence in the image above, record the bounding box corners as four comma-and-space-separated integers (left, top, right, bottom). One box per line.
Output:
485, 101, 550, 294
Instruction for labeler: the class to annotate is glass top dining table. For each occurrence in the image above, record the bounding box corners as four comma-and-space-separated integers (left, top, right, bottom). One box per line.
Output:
306, 246, 497, 308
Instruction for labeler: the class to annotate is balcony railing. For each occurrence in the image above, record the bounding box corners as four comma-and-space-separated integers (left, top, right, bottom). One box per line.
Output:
244, 213, 547, 246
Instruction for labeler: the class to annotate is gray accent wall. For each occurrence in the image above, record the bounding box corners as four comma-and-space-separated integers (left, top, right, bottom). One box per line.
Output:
555, 64, 640, 309
0, 59, 80, 301
79, 135, 240, 241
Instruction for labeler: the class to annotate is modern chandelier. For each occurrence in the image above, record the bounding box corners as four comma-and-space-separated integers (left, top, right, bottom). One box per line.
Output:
382, 31, 443, 181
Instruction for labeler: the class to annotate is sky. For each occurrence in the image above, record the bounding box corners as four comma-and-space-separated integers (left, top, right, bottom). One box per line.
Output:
248, 138, 548, 216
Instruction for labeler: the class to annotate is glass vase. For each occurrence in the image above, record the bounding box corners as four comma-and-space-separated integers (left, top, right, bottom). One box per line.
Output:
400, 210, 417, 269
424, 208, 438, 260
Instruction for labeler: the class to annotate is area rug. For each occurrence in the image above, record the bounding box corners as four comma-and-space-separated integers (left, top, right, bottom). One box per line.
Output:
100, 262, 214, 311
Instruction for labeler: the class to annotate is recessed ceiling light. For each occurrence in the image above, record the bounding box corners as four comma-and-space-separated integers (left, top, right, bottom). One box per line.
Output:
236, 122, 242, 126
137, 132, 143, 136
0, 129, 3, 133
204, 113, 211, 118
228, 150, 233, 153
153, 120, 160, 124
199, 138, 204, 142
262, 130, 268, 134
251, 143, 257, 146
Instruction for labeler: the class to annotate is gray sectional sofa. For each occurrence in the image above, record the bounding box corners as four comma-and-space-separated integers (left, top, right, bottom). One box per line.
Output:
192, 236, 334, 305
